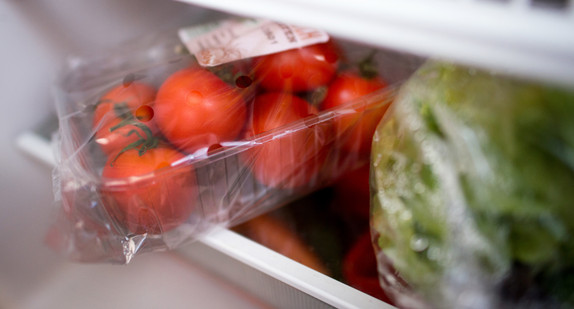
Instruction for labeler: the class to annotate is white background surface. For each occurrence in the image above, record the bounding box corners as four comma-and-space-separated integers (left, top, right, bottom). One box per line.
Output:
0, 1, 265, 308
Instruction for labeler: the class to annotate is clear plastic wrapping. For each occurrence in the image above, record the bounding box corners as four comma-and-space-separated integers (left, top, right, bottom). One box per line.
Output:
49, 17, 421, 263
370, 61, 574, 308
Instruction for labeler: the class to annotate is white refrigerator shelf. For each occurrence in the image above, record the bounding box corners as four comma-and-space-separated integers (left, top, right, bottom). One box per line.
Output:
177, 0, 574, 88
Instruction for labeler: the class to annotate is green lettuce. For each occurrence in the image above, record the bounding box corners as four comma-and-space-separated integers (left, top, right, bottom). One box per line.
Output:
371, 61, 574, 308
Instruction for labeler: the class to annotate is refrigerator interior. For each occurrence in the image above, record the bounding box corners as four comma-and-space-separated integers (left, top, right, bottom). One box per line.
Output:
3, 0, 573, 308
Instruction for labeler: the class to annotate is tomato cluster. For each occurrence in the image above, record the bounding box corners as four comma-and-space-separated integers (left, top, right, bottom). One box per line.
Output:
91, 40, 390, 235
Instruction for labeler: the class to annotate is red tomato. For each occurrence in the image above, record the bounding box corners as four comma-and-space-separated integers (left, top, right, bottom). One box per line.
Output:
343, 232, 393, 304
100, 146, 197, 234
321, 71, 390, 157
92, 82, 158, 155
244, 92, 329, 189
154, 67, 247, 154
253, 41, 340, 92
331, 164, 371, 221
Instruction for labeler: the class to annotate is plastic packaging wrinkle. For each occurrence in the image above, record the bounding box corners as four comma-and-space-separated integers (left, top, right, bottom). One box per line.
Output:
49, 17, 422, 264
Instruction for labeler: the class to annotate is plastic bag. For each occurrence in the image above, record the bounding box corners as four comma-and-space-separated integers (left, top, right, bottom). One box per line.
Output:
49, 16, 421, 264
370, 61, 574, 308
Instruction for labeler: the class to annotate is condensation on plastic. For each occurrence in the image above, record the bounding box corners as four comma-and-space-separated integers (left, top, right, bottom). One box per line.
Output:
370, 61, 574, 309
49, 19, 423, 264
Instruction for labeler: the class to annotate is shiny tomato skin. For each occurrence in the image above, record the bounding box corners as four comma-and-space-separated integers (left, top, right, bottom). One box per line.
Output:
245, 92, 329, 189
321, 72, 390, 157
154, 67, 247, 154
93, 82, 158, 156
100, 146, 197, 234
343, 232, 394, 304
253, 41, 340, 92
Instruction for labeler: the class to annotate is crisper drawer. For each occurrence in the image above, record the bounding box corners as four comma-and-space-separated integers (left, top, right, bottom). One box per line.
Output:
180, 183, 397, 309
180, 229, 393, 309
